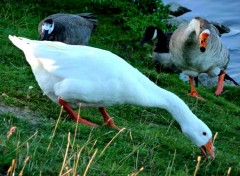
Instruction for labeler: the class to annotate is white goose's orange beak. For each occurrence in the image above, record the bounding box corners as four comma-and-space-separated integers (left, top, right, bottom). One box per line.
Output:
199, 138, 215, 158
199, 29, 210, 52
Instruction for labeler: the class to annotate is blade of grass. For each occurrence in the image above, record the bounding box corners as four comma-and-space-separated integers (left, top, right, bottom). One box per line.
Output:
10, 131, 38, 154
59, 132, 71, 176
88, 140, 98, 155
72, 104, 81, 149
227, 167, 232, 176
194, 156, 201, 176
165, 150, 176, 176
99, 127, 126, 157
47, 106, 64, 152
213, 132, 218, 145
7, 159, 16, 176
19, 156, 30, 176
72, 144, 87, 176
61, 168, 73, 176
128, 166, 144, 176
83, 148, 98, 176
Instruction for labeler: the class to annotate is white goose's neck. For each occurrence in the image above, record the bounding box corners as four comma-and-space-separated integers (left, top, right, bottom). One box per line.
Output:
136, 80, 198, 129
159, 89, 196, 128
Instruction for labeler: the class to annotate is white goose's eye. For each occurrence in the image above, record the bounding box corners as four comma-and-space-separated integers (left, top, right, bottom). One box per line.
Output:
202, 132, 207, 136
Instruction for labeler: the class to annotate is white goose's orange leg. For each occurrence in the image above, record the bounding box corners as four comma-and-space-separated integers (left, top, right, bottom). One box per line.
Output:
215, 70, 226, 96
189, 76, 204, 100
99, 107, 120, 130
58, 97, 99, 127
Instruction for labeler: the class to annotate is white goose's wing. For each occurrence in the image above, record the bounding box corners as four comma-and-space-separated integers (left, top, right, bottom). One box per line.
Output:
23, 38, 145, 105
33, 41, 135, 79
36, 43, 141, 105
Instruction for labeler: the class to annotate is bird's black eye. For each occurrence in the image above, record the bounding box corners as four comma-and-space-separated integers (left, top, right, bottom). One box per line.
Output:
203, 132, 207, 136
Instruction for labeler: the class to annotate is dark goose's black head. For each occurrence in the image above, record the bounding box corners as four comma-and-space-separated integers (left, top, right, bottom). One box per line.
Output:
41, 19, 54, 41
141, 26, 171, 53
141, 26, 158, 45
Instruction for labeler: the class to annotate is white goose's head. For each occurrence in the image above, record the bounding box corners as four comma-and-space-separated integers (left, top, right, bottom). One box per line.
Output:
181, 118, 215, 158
41, 19, 55, 41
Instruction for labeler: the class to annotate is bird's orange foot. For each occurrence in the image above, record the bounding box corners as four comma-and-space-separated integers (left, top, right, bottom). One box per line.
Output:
188, 76, 204, 100
106, 121, 121, 130
99, 107, 121, 130
189, 90, 204, 100
215, 87, 223, 96
73, 114, 99, 128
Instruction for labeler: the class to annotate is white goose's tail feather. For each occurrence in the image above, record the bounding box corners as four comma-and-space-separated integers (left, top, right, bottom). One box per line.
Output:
8, 35, 33, 51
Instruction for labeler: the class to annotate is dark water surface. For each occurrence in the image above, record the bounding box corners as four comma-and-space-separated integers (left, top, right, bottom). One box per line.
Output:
163, 0, 240, 84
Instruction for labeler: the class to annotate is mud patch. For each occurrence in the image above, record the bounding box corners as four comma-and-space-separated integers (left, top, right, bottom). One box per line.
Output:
0, 103, 40, 125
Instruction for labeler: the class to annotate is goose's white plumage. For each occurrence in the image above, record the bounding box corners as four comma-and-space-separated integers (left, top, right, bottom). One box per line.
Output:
9, 35, 214, 158
169, 17, 229, 98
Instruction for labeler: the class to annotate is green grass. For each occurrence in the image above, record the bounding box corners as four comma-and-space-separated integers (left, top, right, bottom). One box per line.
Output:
0, 1, 240, 175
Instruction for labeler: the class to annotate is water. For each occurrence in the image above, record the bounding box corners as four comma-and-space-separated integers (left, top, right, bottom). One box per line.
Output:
163, 0, 240, 84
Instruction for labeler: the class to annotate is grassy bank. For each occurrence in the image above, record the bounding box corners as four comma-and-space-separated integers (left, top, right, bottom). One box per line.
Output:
0, 0, 240, 175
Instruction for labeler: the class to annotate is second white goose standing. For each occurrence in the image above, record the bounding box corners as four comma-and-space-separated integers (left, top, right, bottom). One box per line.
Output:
9, 35, 214, 158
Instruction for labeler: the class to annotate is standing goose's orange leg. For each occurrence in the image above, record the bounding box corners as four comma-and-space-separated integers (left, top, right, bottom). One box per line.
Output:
215, 70, 226, 96
189, 76, 204, 100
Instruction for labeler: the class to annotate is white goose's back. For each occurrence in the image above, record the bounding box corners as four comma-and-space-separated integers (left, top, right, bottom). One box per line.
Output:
9, 36, 159, 107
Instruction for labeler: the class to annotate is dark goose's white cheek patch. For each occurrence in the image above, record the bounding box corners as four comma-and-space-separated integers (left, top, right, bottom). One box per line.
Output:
42, 22, 54, 34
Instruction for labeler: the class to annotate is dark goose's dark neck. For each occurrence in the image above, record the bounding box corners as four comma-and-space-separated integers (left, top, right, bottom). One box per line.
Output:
154, 28, 169, 53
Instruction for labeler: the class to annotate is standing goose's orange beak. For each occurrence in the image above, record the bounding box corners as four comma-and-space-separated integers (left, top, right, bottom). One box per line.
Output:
199, 29, 210, 52
199, 138, 215, 158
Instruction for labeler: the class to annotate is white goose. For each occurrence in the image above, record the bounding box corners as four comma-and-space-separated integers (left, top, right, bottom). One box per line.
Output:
169, 17, 230, 99
9, 35, 214, 158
